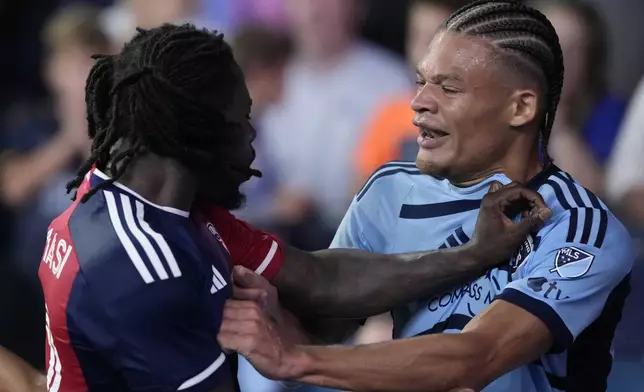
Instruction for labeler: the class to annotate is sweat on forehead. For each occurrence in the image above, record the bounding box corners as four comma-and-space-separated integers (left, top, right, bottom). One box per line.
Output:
419, 31, 540, 94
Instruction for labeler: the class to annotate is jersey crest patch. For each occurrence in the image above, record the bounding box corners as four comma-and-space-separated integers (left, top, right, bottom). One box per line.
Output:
207, 222, 229, 253
550, 246, 594, 278
510, 235, 534, 273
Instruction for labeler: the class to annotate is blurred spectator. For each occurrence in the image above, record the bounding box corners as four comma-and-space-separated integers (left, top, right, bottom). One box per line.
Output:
232, 26, 331, 251
261, 0, 410, 230
229, 0, 287, 29
100, 0, 219, 49
606, 78, 644, 226
230, 27, 301, 236
604, 76, 644, 391
0, 0, 58, 105
530, 0, 626, 195
355, 0, 466, 187
0, 4, 108, 276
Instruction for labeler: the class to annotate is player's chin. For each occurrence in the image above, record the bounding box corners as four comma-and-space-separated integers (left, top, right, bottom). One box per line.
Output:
217, 191, 246, 211
415, 150, 451, 177
200, 185, 246, 210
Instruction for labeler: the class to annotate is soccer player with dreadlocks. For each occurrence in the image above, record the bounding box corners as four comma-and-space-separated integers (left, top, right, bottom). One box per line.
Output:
36, 19, 551, 392
218, 1, 634, 391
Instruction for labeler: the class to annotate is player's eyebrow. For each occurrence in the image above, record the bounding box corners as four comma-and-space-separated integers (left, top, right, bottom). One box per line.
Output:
428, 72, 464, 84
415, 67, 465, 84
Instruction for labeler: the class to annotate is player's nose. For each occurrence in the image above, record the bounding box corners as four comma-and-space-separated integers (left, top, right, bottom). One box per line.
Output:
411, 85, 439, 115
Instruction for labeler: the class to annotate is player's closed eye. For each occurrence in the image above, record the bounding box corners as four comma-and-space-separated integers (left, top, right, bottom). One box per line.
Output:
441, 85, 460, 94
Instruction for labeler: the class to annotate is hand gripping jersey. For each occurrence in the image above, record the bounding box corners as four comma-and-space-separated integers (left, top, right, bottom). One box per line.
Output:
332, 161, 634, 392
38, 169, 283, 392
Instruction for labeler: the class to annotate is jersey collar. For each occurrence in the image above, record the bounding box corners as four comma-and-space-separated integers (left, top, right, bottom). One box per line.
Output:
92, 169, 190, 218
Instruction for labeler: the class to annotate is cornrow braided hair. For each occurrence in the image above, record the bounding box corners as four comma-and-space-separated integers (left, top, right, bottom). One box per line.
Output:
442, 0, 564, 165
67, 24, 254, 202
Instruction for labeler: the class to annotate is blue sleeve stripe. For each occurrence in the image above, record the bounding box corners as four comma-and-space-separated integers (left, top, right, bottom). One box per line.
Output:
455, 226, 470, 244
573, 177, 608, 248
580, 207, 594, 244
553, 172, 586, 207
356, 161, 420, 202
567, 209, 578, 243
584, 188, 602, 209
595, 209, 608, 248
547, 173, 608, 249
546, 179, 572, 210
446, 234, 459, 247
496, 288, 573, 354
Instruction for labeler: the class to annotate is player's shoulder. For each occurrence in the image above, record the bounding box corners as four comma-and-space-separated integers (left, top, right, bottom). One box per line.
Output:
196, 203, 235, 227
535, 170, 634, 269
355, 161, 434, 204
68, 188, 197, 298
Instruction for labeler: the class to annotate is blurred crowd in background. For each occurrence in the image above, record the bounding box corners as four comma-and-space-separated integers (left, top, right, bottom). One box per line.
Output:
0, 0, 643, 391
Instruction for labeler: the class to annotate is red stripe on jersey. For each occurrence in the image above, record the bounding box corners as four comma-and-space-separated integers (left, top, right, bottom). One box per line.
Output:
197, 205, 284, 281
38, 175, 94, 392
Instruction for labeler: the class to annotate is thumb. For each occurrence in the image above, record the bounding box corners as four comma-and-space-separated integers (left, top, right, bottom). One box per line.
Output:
233, 285, 268, 303
488, 181, 503, 193
233, 265, 264, 289
512, 207, 551, 236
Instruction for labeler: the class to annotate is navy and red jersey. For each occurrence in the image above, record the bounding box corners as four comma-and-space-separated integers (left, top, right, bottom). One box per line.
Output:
38, 168, 284, 392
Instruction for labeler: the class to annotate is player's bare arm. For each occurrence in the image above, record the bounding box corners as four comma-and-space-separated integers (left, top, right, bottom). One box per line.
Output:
271, 183, 551, 318
0, 346, 46, 392
218, 299, 551, 392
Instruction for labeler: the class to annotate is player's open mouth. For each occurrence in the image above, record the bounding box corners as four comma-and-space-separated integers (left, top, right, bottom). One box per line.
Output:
421, 127, 448, 139
418, 127, 449, 149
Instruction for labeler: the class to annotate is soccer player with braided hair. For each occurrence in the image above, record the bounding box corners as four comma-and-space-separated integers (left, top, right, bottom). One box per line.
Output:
218, 1, 634, 391
35, 20, 553, 392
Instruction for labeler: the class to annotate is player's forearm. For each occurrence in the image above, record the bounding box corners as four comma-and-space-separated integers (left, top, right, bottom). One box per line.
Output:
283, 334, 488, 392
0, 346, 46, 392
276, 245, 484, 318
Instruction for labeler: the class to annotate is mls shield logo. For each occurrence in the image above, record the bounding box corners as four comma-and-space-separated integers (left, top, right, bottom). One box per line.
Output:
550, 246, 594, 278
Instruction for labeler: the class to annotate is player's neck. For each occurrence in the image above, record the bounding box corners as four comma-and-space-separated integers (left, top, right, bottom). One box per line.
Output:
117, 154, 197, 213
451, 147, 543, 187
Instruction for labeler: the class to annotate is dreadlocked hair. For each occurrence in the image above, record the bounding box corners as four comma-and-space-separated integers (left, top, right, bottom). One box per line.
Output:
442, 0, 564, 165
67, 24, 250, 202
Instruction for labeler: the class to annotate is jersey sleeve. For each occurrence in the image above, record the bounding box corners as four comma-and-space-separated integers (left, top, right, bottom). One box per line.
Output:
202, 206, 284, 280
331, 164, 406, 252
495, 211, 634, 353
330, 197, 376, 251
69, 253, 229, 392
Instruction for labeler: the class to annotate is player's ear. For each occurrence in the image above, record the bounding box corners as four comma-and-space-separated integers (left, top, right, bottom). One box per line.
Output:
507, 88, 538, 128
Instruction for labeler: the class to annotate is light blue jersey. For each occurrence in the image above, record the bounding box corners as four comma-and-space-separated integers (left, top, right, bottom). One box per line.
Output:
331, 161, 634, 392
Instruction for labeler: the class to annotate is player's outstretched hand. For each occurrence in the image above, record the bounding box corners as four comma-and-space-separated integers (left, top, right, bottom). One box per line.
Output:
218, 299, 300, 381
232, 265, 283, 324
229, 266, 313, 345
468, 181, 552, 266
